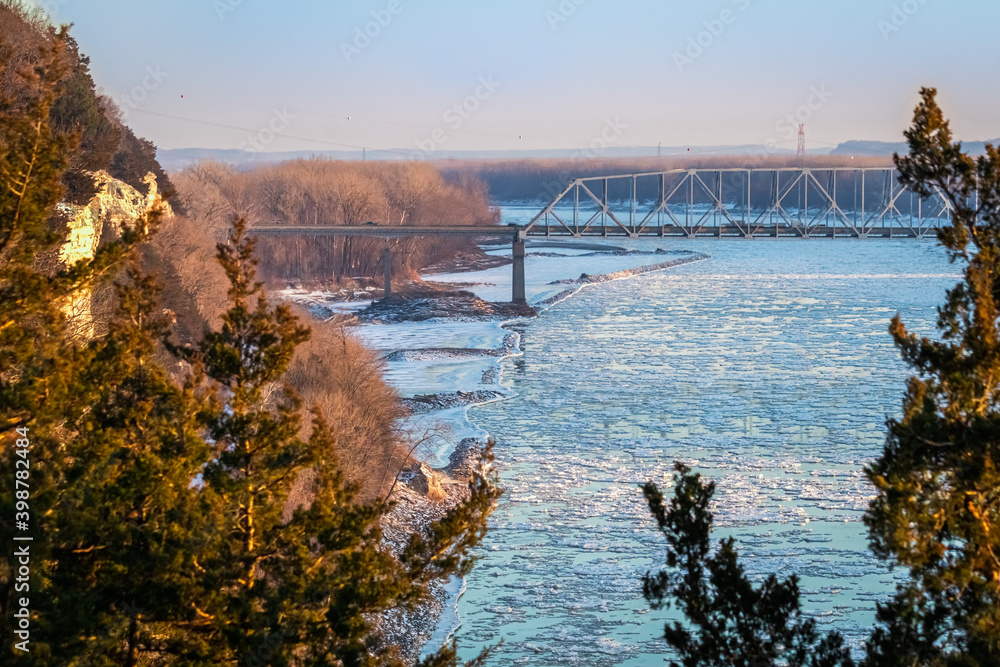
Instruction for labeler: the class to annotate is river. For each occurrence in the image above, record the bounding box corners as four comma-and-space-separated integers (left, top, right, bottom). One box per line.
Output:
355, 205, 958, 665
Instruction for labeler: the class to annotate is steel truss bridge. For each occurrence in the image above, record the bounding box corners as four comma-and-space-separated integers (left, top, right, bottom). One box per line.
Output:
526, 167, 954, 239
254, 167, 955, 304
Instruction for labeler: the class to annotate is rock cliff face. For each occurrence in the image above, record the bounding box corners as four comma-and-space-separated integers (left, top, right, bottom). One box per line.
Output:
407, 462, 448, 502
58, 171, 171, 333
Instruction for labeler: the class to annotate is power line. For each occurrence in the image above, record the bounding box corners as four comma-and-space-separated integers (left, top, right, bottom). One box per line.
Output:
133, 92, 524, 140
127, 107, 416, 157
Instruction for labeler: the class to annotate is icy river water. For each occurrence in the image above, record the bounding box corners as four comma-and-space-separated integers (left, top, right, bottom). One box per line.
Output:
350, 207, 959, 666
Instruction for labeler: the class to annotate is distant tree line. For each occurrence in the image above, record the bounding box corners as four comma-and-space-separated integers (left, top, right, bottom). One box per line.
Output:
173, 160, 498, 284
440, 155, 928, 214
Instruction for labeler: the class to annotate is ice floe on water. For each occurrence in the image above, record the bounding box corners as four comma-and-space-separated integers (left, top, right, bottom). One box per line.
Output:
429, 235, 951, 664
322, 201, 958, 665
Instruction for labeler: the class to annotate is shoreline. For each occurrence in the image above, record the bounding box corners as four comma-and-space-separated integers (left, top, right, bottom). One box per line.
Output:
272, 210, 959, 661
376, 249, 712, 659
278, 245, 713, 659
377, 323, 524, 662
537, 252, 709, 310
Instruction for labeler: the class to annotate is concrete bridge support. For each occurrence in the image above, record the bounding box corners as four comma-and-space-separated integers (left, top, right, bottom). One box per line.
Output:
382, 247, 392, 300
512, 239, 526, 304
380, 241, 524, 304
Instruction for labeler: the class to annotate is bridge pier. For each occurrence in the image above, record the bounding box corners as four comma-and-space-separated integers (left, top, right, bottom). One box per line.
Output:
512, 239, 526, 304
382, 247, 392, 300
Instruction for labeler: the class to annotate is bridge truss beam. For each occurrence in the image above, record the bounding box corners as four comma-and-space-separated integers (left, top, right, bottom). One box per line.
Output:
526, 168, 955, 239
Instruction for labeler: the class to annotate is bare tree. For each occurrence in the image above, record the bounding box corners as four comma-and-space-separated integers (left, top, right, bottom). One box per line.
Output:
282, 317, 409, 499
171, 157, 495, 283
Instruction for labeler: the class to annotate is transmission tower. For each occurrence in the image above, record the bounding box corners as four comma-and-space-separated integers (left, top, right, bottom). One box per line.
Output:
797, 124, 805, 157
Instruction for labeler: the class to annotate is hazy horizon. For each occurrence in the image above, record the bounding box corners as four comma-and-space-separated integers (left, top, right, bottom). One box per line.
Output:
35, 0, 1000, 158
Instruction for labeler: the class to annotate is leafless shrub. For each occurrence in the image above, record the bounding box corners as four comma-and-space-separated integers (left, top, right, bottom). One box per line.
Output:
142, 210, 410, 502
141, 210, 229, 342
283, 314, 410, 500
0, 2, 54, 109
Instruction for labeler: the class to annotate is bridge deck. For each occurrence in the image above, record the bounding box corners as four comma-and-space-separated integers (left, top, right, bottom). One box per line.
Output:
251, 224, 934, 239
519, 225, 933, 238
252, 225, 514, 238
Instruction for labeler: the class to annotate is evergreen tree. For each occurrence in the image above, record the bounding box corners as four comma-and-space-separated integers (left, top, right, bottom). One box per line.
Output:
171, 219, 501, 666
0, 24, 499, 666
641, 90, 1000, 667
863, 88, 1000, 666
0, 28, 180, 666
0, 26, 76, 424
0, 27, 145, 447
39, 265, 213, 667
642, 464, 853, 667
49, 33, 123, 204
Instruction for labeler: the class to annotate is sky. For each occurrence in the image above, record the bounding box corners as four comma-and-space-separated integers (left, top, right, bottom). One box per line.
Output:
33, 0, 1000, 157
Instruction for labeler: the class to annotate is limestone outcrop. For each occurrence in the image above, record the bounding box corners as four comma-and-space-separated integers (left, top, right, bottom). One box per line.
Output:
407, 462, 448, 502
58, 171, 172, 333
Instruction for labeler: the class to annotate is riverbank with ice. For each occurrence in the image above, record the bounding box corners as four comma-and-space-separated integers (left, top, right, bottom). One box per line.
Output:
277, 233, 712, 658
347, 242, 710, 658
